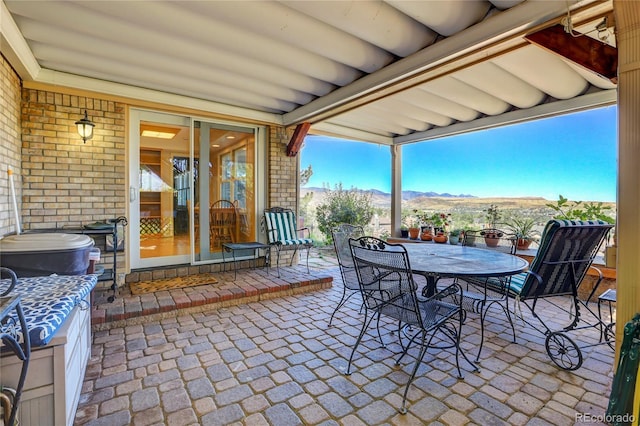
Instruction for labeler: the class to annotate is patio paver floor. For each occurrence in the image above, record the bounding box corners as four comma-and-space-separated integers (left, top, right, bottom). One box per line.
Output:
77, 250, 615, 425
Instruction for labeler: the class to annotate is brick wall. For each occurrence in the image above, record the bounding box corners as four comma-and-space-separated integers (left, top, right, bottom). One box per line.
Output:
20, 89, 126, 229
267, 126, 303, 265
2, 74, 301, 274
268, 126, 298, 210
0, 55, 23, 236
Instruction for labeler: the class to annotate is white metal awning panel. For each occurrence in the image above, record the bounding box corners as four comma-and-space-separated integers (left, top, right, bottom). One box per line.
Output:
2, 0, 616, 145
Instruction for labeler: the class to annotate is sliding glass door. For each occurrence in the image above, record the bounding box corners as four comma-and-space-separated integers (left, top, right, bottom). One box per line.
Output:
129, 109, 265, 269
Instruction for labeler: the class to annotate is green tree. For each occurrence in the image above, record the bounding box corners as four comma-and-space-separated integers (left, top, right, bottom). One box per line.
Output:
315, 183, 375, 243
300, 164, 313, 186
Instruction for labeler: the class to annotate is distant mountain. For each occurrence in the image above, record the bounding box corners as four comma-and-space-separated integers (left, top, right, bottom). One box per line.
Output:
402, 190, 475, 200
302, 187, 475, 199
300, 187, 616, 223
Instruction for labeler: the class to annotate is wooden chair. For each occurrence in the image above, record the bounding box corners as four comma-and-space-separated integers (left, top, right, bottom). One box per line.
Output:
210, 200, 237, 249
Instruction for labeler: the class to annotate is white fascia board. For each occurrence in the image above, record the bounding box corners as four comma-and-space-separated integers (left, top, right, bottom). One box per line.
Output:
283, 0, 603, 126
393, 89, 617, 145
309, 122, 394, 145
36, 69, 283, 125
0, 0, 40, 80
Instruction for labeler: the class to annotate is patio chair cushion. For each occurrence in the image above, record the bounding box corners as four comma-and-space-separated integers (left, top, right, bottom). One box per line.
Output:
264, 210, 313, 245
0, 274, 98, 347
480, 274, 526, 297
484, 219, 612, 299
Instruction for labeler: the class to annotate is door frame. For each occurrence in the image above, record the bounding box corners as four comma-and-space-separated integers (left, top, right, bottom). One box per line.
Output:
128, 108, 268, 270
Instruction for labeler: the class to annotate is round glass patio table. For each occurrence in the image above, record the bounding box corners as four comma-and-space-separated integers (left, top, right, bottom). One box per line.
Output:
402, 242, 529, 296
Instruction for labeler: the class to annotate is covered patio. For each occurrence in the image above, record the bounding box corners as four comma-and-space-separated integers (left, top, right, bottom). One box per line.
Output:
78, 251, 615, 425
0, 0, 638, 423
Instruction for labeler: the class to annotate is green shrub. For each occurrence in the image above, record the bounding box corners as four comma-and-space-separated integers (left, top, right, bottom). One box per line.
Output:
546, 194, 615, 223
315, 183, 375, 243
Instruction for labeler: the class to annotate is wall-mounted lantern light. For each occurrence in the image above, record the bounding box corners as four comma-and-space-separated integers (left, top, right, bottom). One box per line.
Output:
75, 110, 95, 143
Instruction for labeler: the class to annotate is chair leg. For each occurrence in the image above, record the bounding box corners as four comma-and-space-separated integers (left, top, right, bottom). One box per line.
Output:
400, 330, 428, 414
346, 308, 377, 375
454, 311, 479, 373
375, 311, 386, 348
288, 246, 299, 266
305, 245, 311, 273
275, 246, 281, 278
328, 289, 357, 326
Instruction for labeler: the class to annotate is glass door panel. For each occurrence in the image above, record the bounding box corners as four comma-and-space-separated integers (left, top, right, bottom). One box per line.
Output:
129, 110, 191, 269
192, 120, 257, 263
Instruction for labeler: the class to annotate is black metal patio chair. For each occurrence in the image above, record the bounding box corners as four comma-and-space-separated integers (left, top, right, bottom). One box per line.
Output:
455, 228, 519, 361
329, 223, 364, 325
347, 236, 474, 414
481, 219, 614, 370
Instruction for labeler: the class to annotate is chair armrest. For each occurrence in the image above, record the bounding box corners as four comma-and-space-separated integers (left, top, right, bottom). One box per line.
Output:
0, 267, 17, 297
420, 282, 462, 305
297, 227, 310, 239
583, 265, 604, 304
520, 270, 544, 299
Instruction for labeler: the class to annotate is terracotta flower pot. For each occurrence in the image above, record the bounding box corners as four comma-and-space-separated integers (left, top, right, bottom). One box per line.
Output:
420, 231, 433, 241
484, 235, 500, 247
408, 227, 420, 239
434, 233, 448, 244
516, 238, 532, 250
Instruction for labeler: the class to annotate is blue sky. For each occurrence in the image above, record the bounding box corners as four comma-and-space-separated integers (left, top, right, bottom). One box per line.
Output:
300, 105, 617, 202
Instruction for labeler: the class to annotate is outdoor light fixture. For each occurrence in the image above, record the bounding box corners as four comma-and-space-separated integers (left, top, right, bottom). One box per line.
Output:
75, 110, 95, 143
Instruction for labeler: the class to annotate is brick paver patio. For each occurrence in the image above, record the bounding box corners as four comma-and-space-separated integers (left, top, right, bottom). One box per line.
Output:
76, 249, 615, 425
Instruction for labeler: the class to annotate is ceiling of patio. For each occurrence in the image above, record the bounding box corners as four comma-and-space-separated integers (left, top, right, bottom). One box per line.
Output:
2, 0, 616, 145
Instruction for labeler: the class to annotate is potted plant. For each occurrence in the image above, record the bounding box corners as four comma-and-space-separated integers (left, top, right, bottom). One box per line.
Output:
481, 204, 503, 247
405, 217, 420, 240
449, 229, 462, 245
505, 217, 539, 250
412, 209, 433, 240
400, 225, 409, 238
420, 228, 433, 241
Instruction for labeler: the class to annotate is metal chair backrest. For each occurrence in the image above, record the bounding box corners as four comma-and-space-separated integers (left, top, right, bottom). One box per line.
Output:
331, 224, 364, 290
332, 224, 364, 269
463, 228, 517, 255
519, 219, 613, 300
264, 207, 299, 243
348, 237, 422, 327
